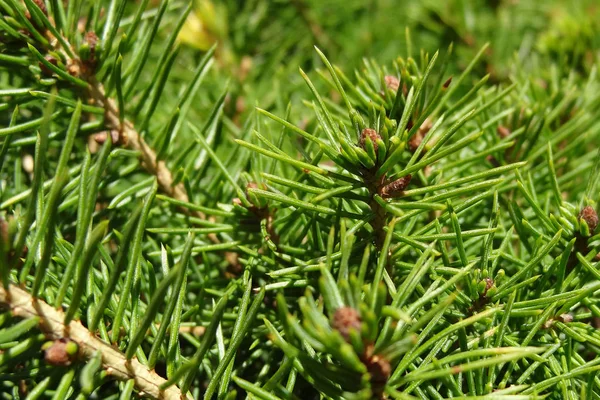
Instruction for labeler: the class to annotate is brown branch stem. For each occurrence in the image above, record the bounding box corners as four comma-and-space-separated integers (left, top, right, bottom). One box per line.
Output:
0, 284, 189, 400
88, 79, 194, 207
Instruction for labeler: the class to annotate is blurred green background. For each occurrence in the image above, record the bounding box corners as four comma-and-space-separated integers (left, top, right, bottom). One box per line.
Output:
149, 0, 600, 132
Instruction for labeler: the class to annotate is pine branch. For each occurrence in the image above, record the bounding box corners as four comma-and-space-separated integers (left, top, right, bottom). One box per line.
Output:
0, 284, 189, 400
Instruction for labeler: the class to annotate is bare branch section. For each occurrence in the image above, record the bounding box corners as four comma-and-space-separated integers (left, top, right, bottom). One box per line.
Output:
0, 284, 190, 400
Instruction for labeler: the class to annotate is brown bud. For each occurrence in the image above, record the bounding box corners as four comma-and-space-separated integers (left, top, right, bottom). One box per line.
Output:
384, 75, 400, 92
359, 128, 381, 153
177, 325, 206, 336
366, 354, 391, 384
380, 174, 412, 198
39, 56, 57, 76
544, 312, 574, 329
331, 307, 361, 341
42, 338, 78, 366
93, 130, 121, 146
482, 278, 494, 295
81, 31, 99, 71
408, 132, 422, 152
580, 206, 598, 233
84, 31, 98, 53
557, 313, 573, 323
25, 0, 48, 30
361, 344, 391, 398
92, 132, 107, 144
486, 154, 500, 168
409, 118, 433, 152
497, 125, 511, 139
16, 29, 32, 40
419, 118, 433, 135
443, 76, 453, 89
32, 0, 47, 15
484, 278, 494, 288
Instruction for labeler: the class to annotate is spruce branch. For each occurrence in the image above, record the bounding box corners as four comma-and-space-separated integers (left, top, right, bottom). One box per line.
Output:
20, 0, 207, 223
2, 1, 600, 398
34, 9, 237, 265
87, 79, 193, 211
0, 284, 190, 400
86, 58, 240, 264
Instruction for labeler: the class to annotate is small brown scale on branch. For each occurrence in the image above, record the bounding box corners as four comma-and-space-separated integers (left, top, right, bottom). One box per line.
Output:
497, 125, 511, 139
543, 313, 573, 329
25, 0, 48, 26
408, 118, 432, 153
443, 76, 453, 89
92, 130, 122, 146
379, 175, 412, 199
331, 307, 390, 398
39, 55, 58, 77
33, 0, 47, 14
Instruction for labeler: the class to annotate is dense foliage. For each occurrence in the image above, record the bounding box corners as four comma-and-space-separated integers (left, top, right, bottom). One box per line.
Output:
1, 1, 600, 399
